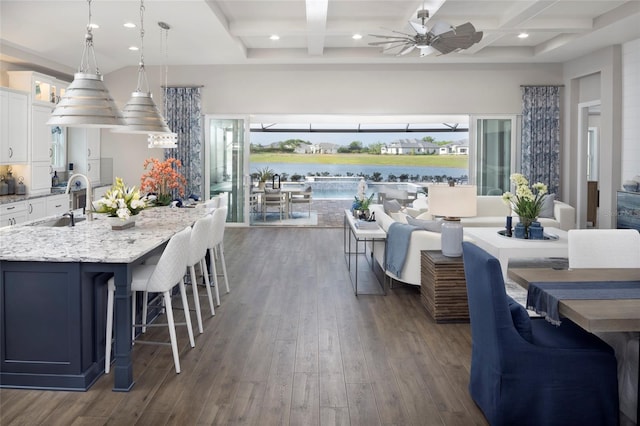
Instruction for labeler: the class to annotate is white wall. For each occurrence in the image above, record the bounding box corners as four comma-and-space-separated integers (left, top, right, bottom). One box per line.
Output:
101, 63, 563, 186
563, 45, 623, 228
622, 39, 640, 182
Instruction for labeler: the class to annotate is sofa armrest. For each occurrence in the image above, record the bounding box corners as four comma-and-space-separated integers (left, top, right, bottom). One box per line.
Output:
553, 201, 575, 231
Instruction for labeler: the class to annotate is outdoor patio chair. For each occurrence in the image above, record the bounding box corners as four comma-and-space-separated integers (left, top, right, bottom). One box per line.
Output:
262, 189, 286, 221
289, 186, 313, 217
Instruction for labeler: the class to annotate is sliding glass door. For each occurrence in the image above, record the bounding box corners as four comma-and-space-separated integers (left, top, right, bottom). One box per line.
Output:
204, 116, 250, 225
470, 116, 519, 195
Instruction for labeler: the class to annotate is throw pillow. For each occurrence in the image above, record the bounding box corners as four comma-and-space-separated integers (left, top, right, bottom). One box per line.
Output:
390, 211, 409, 224
406, 216, 443, 233
416, 211, 434, 220
507, 296, 533, 343
539, 193, 555, 218
384, 199, 403, 215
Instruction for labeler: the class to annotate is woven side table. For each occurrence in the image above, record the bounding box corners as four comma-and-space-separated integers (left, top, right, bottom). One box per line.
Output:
420, 250, 469, 323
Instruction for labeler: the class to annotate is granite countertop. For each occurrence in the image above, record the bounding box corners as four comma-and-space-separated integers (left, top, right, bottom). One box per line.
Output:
0, 206, 208, 263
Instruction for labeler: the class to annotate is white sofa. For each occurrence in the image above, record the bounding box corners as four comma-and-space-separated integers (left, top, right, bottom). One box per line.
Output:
409, 195, 575, 230
368, 195, 576, 287
462, 196, 575, 231
369, 203, 441, 287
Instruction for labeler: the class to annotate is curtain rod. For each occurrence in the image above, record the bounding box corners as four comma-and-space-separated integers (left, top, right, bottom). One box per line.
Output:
520, 84, 565, 87
161, 85, 204, 88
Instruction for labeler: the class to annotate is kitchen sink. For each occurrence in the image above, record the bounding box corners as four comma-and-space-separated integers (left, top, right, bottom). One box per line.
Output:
32, 216, 87, 227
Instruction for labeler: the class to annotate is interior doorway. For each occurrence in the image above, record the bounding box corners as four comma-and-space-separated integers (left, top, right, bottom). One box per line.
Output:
577, 101, 601, 228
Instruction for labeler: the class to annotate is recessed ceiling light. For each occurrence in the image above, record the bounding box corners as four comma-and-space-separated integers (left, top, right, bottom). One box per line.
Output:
270, 34, 280, 41
518, 32, 529, 39
352, 34, 363, 40
124, 22, 136, 29
128, 46, 139, 51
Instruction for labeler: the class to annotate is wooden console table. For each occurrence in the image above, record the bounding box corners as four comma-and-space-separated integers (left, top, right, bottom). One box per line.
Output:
420, 250, 469, 323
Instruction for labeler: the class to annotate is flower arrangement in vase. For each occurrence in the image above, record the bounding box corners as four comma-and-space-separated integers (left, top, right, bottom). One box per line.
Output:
502, 173, 547, 234
94, 177, 147, 221
140, 157, 187, 206
352, 178, 375, 220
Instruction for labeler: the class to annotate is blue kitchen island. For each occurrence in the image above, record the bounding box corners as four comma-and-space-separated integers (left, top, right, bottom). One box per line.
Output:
0, 207, 208, 392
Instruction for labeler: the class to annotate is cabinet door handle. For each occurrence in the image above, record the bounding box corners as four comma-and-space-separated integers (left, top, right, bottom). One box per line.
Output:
55, 204, 62, 208
87, 148, 91, 157
29, 204, 33, 214
7, 206, 15, 210
49, 165, 53, 174
49, 148, 53, 158
88, 163, 92, 171
8, 147, 13, 158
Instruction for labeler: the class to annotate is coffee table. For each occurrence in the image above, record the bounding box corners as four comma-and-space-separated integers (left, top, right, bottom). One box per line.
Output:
464, 227, 568, 279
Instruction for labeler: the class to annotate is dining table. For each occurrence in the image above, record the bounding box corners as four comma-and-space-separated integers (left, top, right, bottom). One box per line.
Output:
508, 267, 640, 422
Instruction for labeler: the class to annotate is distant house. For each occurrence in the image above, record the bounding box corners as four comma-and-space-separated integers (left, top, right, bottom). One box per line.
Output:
310, 142, 340, 154
380, 138, 439, 155
438, 138, 470, 155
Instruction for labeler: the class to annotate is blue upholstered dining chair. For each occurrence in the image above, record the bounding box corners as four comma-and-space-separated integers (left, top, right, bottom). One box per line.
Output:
461, 242, 619, 426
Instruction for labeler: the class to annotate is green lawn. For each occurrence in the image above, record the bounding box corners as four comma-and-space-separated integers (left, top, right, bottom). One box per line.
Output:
250, 153, 467, 168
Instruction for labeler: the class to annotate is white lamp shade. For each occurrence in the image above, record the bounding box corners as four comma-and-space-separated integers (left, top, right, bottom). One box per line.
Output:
428, 184, 477, 218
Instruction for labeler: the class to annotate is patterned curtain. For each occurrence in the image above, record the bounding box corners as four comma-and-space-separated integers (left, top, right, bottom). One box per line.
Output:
163, 87, 202, 199
521, 86, 561, 197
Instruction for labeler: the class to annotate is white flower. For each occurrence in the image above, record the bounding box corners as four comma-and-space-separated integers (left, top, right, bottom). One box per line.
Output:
357, 178, 367, 201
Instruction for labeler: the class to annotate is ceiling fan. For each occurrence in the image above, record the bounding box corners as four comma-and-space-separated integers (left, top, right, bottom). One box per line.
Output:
369, 9, 483, 56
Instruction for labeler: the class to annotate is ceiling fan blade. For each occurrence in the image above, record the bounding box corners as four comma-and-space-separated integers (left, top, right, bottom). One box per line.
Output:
399, 44, 416, 55
409, 20, 428, 35
428, 21, 452, 36
382, 41, 412, 51
369, 37, 413, 45
452, 22, 478, 36
430, 22, 483, 53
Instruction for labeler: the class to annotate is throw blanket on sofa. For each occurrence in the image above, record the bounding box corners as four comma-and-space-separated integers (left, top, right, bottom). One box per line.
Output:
385, 222, 418, 278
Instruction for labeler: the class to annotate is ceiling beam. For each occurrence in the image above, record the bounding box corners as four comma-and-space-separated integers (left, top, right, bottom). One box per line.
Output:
305, 0, 328, 56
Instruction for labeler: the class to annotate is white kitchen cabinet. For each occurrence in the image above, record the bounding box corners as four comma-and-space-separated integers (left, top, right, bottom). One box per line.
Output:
29, 104, 56, 195
46, 193, 70, 216
32, 104, 54, 162
0, 201, 27, 226
0, 88, 29, 165
30, 162, 54, 194
26, 197, 46, 221
68, 128, 101, 184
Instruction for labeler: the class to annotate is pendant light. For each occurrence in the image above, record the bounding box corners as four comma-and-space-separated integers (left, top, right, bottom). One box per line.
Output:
114, 0, 172, 134
148, 21, 178, 148
47, 0, 124, 128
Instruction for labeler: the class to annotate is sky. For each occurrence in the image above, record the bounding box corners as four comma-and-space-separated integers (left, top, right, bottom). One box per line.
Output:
250, 131, 469, 146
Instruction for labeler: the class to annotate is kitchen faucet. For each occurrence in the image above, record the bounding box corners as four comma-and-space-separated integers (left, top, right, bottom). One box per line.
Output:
66, 173, 93, 222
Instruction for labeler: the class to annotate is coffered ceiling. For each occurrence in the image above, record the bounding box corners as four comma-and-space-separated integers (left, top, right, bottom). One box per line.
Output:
1, 0, 639, 76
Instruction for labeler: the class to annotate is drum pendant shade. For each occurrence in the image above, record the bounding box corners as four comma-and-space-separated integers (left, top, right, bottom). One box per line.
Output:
47, 73, 125, 128
114, 91, 172, 134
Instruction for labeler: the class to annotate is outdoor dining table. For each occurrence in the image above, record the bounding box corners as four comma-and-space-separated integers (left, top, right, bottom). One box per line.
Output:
508, 267, 640, 422
252, 186, 304, 218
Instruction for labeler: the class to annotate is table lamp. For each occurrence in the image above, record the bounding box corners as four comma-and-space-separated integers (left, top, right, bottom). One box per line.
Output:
428, 184, 477, 257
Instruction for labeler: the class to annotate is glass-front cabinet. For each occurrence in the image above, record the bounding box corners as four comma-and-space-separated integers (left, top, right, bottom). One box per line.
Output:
7, 71, 70, 194
8, 71, 66, 105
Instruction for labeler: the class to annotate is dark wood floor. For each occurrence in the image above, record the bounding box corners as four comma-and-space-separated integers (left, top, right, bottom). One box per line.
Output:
0, 227, 487, 426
